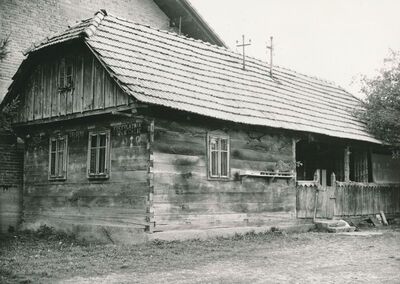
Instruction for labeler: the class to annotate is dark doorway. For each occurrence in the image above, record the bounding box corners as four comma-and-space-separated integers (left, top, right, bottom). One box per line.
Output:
296, 140, 345, 185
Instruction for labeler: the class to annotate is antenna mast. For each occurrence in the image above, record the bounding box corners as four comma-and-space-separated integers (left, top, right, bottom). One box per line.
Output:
236, 35, 251, 70
266, 36, 274, 76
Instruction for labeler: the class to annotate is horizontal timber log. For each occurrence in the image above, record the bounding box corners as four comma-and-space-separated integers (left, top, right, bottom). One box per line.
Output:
153, 202, 294, 214
152, 116, 297, 231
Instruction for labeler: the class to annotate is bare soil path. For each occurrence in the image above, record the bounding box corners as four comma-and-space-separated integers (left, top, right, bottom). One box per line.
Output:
1, 227, 400, 283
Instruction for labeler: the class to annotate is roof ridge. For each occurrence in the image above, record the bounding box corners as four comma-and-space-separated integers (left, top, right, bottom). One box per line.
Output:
67, 17, 91, 29
105, 13, 228, 51
339, 86, 363, 102
104, 13, 343, 91
83, 9, 107, 38
243, 55, 341, 89
22, 9, 347, 94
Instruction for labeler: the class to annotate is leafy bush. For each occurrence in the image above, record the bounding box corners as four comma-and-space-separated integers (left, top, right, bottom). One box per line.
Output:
356, 50, 400, 153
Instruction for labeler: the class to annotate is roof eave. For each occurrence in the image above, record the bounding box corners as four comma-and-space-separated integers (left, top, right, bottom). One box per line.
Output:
153, 0, 227, 48
178, 0, 227, 47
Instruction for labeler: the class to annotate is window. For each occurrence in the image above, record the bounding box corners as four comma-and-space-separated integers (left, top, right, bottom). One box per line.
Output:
49, 135, 68, 180
59, 58, 73, 89
87, 131, 110, 178
208, 134, 230, 179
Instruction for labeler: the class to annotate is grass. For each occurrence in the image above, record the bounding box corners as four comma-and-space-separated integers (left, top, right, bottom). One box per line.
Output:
0, 226, 301, 283
1, 225, 399, 283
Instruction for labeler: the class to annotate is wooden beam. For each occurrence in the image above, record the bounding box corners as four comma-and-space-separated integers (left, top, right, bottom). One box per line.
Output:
111, 110, 133, 117
12, 105, 137, 127
292, 138, 297, 181
344, 146, 350, 182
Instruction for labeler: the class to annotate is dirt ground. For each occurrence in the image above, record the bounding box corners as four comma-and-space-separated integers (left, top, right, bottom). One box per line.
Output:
1, 226, 400, 283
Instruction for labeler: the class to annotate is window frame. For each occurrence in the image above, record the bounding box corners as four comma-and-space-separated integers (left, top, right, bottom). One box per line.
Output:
58, 57, 74, 89
207, 133, 230, 180
87, 130, 111, 179
48, 135, 68, 181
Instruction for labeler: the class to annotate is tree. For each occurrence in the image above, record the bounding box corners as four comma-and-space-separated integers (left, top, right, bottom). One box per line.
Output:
0, 35, 10, 60
0, 35, 19, 132
357, 50, 400, 155
0, 98, 19, 132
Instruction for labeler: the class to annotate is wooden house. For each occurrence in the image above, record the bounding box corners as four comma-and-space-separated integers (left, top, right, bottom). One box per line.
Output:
0, 0, 223, 234
2, 10, 399, 242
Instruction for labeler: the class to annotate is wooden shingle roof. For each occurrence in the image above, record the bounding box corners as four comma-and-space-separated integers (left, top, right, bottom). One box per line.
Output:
20, 11, 381, 144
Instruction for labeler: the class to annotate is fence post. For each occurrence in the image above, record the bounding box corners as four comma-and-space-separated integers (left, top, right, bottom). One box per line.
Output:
344, 146, 350, 182
311, 169, 320, 220
330, 172, 336, 218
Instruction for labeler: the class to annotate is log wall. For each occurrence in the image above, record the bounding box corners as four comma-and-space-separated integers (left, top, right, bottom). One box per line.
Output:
21, 116, 151, 243
152, 118, 297, 232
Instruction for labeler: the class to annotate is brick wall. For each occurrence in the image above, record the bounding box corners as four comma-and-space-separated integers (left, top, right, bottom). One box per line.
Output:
0, 0, 170, 101
0, 133, 24, 233
0, 135, 23, 187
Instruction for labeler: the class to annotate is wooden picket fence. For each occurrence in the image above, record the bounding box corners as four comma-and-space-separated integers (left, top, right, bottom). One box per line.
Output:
297, 183, 400, 219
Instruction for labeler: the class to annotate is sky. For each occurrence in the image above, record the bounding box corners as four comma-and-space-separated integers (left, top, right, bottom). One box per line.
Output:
189, 0, 400, 98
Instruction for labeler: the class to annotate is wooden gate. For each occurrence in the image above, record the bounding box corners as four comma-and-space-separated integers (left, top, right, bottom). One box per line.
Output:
296, 185, 335, 219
